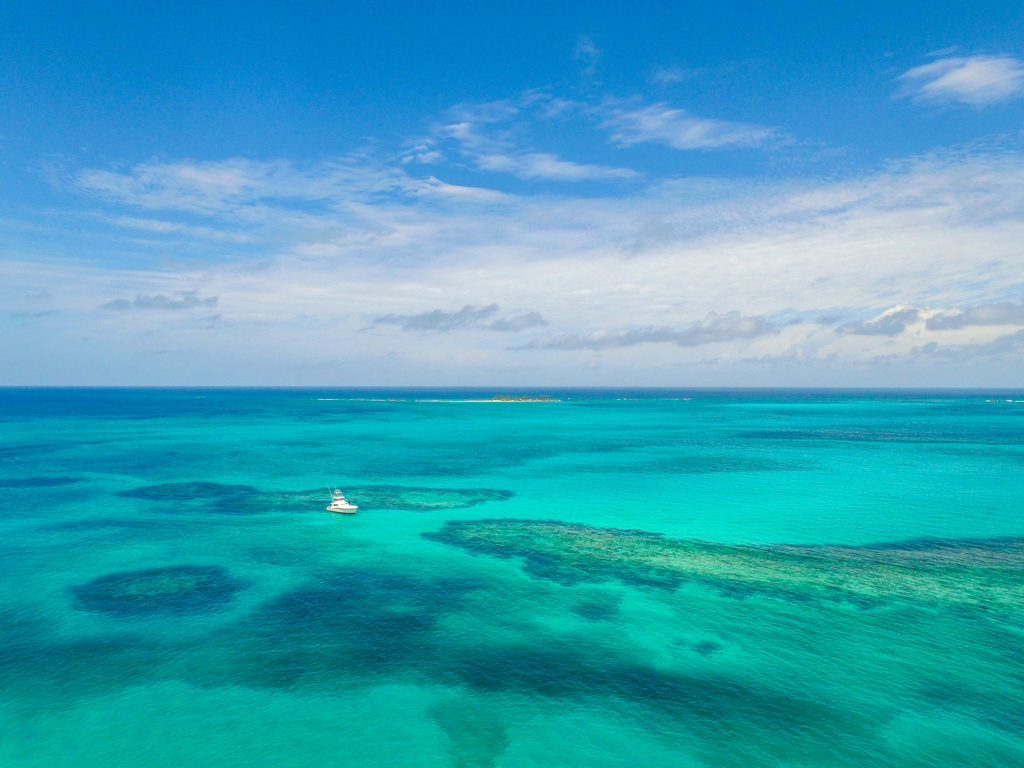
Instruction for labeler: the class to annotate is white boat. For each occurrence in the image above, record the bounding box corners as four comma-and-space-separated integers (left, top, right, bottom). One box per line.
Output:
326, 487, 358, 514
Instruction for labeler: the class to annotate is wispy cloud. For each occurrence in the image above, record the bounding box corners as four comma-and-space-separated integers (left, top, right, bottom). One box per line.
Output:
574, 35, 600, 77
487, 312, 548, 332
926, 300, 1024, 330
521, 312, 775, 350
912, 329, 1024, 361
372, 304, 546, 333
425, 96, 639, 182
474, 152, 638, 180
11, 310, 59, 319
837, 306, 920, 336
400, 144, 444, 165
600, 102, 780, 150
102, 291, 218, 311
412, 91, 779, 183
99, 214, 256, 243
12, 139, 1023, 384
75, 157, 424, 216
899, 55, 1024, 106
199, 313, 226, 330
815, 313, 843, 325
78, 159, 281, 215
651, 67, 688, 85
372, 304, 499, 331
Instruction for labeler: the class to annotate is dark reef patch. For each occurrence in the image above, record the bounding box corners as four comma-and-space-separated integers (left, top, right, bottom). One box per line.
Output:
424, 520, 685, 591
184, 563, 880, 759
0, 476, 82, 488
208, 488, 318, 515
349, 485, 513, 511
437, 643, 875, 753
571, 595, 621, 622
916, 677, 1024, 737
218, 485, 514, 515
218, 567, 486, 690
219, 569, 868, 745
0, 608, 57, 675
72, 565, 244, 617
116, 481, 512, 515
425, 519, 1024, 619
0, 606, 179, 706
430, 698, 509, 768
0, 441, 62, 457
214, 485, 514, 515
692, 640, 723, 656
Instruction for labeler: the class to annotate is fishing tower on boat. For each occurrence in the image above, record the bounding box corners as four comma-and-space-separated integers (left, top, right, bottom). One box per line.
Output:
326, 487, 358, 514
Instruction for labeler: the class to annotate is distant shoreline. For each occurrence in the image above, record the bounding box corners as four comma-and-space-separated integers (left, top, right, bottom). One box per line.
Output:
317, 395, 563, 403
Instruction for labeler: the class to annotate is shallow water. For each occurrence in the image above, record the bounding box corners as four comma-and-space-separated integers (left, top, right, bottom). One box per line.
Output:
2, 388, 1023, 767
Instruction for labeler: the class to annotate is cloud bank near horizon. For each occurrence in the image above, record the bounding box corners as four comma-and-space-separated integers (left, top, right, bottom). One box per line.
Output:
5, 62, 1024, 385
371, 304, 547, 333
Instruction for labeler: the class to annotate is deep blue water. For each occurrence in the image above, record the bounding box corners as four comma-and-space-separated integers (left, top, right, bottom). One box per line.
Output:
2, 388, 1023, 767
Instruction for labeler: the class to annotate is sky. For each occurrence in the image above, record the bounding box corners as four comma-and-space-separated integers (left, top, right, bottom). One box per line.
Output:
2, 0, 1023, 386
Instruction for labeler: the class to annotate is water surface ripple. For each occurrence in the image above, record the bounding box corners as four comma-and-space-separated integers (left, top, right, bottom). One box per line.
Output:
1, 388, 1022, 767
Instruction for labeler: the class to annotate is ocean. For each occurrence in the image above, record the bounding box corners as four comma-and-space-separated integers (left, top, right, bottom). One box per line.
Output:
1, 388, 1022, 767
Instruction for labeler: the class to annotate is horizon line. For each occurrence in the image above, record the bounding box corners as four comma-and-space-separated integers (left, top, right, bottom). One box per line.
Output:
2, 385, 1023, 392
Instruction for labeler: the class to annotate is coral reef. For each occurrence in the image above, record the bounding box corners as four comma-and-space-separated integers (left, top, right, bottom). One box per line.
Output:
347, 485, 513, 511
116, 481, 512, 514
72, 565, 243, 616
425, 519, 1024, 620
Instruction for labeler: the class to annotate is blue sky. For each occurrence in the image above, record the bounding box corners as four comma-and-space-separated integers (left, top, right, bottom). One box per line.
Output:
2, 1, 1024, 385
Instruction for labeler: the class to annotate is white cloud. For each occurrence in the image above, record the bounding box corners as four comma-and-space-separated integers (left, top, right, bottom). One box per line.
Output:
488, 311, 548, 332
475, 152, 638, 181
77, 159, 278, 214
98, 214, 256, 243
836, 306, 920, 336
372, 303, 499, 331
74, 157, 435, 218
101, 290, 218, 311
371, 304, 547, 333
912, 329, 1024, 361
401, 145, 443, 165
520, 312, 776, 350
8, 138, 1024, 384
899, 55, 1024, 106
417, 91, 778, 182
600, 102, 780, 150
927, 300, 1024, 330
429, 96, 639, 182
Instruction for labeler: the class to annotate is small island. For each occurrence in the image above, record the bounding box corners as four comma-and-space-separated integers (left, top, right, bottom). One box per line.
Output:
491, 394, 560, 402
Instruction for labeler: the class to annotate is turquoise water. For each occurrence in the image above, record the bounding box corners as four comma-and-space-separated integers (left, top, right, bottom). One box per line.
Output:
2, 388, 1023, 767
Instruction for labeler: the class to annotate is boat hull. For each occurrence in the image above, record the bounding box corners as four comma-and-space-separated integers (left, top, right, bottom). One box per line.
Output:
327, 504, 358, 514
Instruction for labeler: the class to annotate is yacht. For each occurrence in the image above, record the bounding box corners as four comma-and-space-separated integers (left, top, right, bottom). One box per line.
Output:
326, 487, 358, 514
